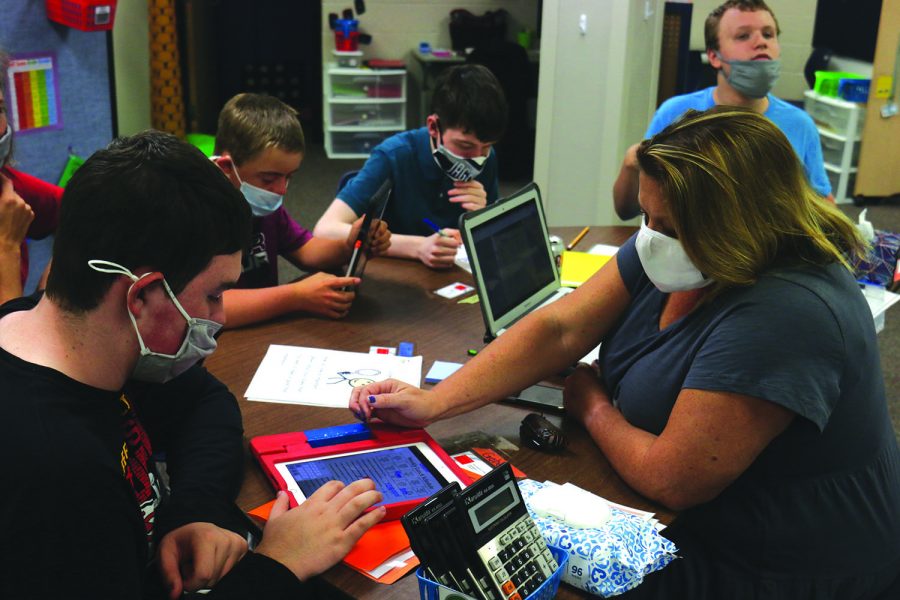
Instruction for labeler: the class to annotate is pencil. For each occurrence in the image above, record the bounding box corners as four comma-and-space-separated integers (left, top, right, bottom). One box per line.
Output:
566, 226, 590, 251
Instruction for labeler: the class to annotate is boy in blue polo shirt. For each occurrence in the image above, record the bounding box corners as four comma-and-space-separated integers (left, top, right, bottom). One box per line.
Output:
314, 64, 507, 269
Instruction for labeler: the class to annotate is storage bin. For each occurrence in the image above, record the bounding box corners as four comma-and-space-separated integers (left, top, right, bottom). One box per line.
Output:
332, 50, 363, 68
416, 545, 568, 600
820, 134, 860, 166
324, 64, 407, 158
185, 133, 215, 158
329, 72, 405, 100
827, 168, 855, 197
814, 71, 866, 97
804, 93, 865, 136
366, 84, 403, 98
329, 103, 404, 127
46, 0, 116, 31
838, 78, 871, 102
329, 130, 394, 155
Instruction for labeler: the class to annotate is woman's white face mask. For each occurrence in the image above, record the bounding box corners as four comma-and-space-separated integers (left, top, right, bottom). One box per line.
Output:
634, 219, 712, 293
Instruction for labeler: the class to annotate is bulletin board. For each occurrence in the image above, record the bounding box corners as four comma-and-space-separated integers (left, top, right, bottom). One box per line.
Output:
1, 1, 114, 184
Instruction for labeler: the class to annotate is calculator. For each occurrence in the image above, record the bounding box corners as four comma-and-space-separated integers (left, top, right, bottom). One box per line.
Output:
454, 463, 557, 600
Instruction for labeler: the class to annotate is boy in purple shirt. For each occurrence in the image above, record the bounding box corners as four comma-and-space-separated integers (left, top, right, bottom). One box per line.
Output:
213, 93, 390, 326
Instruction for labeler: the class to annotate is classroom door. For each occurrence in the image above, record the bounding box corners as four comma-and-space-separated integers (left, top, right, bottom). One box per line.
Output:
857, 0, 900, 198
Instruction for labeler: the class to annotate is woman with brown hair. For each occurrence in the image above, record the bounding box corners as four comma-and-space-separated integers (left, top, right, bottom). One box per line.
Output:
352, 107, 900, 598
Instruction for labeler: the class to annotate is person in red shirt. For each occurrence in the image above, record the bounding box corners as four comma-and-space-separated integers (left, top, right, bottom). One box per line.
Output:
0, 81, 63, 304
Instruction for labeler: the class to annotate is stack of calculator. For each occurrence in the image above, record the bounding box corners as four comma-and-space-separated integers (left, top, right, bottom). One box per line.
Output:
402, 463, 558, 600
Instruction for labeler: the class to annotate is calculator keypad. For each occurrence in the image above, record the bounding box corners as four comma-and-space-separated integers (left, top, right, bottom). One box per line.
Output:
478, 516, 557, 600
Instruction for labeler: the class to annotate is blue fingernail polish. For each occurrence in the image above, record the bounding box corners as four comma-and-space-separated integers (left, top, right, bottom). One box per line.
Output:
368, 395, 376, 404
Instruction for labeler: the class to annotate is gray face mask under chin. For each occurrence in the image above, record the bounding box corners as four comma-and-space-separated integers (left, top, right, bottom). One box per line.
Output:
716, 53, 781, 99
87, 260, 222, 384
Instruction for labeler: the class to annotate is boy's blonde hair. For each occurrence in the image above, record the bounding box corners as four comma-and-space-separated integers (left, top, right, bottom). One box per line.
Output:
215, 93, 305, 165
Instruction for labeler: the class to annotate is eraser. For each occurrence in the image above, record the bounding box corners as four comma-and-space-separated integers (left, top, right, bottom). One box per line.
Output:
369, 345, 396, 355
304, 423, 372, 447
398, 342, 415, 357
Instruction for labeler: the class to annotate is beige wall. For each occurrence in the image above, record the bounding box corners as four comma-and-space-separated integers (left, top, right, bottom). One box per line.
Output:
321, 1, 539, 126
112, 0, 151, 136
689, 0, 818, 100
534, 0, 665, 226
320, 1, 539, 62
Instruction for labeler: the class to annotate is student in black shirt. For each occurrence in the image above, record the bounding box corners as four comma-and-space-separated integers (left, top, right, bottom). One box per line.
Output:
0, 131, 385, 599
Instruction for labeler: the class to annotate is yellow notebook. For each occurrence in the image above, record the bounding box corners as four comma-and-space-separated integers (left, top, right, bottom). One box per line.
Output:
560, 251, 613, 287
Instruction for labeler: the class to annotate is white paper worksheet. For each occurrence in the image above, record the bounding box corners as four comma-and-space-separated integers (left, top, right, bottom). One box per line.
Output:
245, 345, 423, 408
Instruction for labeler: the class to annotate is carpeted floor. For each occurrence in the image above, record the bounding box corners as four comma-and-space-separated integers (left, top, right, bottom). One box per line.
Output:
25, 142, 900, 441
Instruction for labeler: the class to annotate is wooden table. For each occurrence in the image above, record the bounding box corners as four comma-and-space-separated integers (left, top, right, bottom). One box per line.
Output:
205, 226, 673, 599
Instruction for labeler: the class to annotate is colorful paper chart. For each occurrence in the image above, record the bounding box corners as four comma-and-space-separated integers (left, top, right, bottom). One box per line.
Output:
6, 53, 63, 134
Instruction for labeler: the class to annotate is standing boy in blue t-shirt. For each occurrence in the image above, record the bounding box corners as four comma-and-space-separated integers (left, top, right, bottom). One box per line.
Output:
613, 0, 832, 221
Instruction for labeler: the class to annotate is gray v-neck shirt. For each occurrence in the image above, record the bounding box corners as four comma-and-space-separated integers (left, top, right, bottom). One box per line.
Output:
600, 235, 900, 587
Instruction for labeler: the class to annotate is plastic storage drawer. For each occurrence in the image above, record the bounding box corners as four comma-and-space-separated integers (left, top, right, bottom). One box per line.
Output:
329, 72, 405, 99
329, 130, 394, 155
821, 134, 860, 165
804, 94, 865, 136
329, 103, 404, 127
827, 169, 855, 196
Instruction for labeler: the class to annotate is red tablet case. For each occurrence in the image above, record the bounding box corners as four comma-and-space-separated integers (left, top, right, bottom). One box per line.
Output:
250, 424, 473, 521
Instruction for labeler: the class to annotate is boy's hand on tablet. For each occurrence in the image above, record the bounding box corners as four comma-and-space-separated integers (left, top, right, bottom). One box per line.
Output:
366, 219, 391, 256
290, 272, 358, 319
346, 214, 366, 250
256, 481, 385, 582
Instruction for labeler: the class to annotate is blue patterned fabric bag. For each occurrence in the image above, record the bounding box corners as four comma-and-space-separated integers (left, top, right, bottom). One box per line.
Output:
518, 479, 678, 597
854, 229, 900, 289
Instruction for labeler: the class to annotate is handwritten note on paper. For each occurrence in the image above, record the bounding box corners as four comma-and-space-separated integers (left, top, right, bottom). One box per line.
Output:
245, 345, 423, 408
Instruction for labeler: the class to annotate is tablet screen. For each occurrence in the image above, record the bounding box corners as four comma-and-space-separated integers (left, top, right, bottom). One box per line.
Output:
275, 442, 461, 506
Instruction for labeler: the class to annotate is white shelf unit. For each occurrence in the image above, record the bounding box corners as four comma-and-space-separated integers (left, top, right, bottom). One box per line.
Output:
803, 90, 865, 204
323, 64, 407, 159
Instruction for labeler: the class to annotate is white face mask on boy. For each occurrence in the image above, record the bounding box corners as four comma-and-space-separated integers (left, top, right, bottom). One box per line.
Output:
88, 260, 222, 383
634, 220, 712, 293
232, 164, 284, 217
